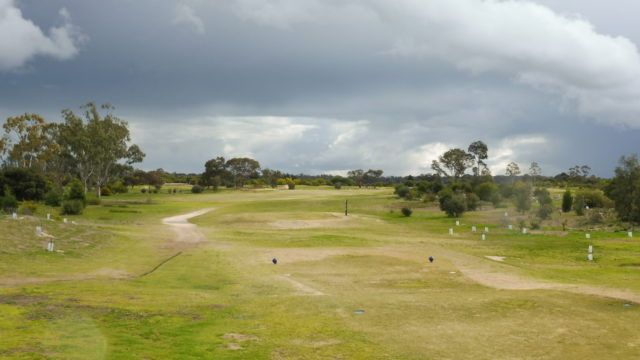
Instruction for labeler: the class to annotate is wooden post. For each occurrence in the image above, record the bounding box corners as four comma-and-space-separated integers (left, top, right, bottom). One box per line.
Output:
345, 200, 348, 216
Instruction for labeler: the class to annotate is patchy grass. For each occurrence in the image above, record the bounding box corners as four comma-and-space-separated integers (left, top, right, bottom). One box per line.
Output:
1, 187, 640, 359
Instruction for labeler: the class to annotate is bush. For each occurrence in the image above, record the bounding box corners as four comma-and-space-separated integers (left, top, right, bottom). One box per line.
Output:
100, 186, 112, 196
110, 182, 128, 194
490, 192, 502, 207
0, 190, 18, 213
401, 207, 413, 217
395, 185, 412, 200
537, 203, 555, 220
61, 199, 84, 215
0, 168, 49, 201
575, 189, 613, 209
474, 182, 497, 201
18, 201, 39, 215
141, 188, 147, 193
288, 183, 296, 190
466, 193, 480, 211
441, 193, 467, 218
191, 185, 204, 194
66, 181, 86, 205
334, 183, 342, 189
574, 195, 586, 216
513, 182, 532, 214
44, 188, 62, 207
562, 189, 573, 212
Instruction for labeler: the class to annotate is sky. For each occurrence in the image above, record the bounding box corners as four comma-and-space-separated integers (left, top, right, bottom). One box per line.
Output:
1, 0, 640, 177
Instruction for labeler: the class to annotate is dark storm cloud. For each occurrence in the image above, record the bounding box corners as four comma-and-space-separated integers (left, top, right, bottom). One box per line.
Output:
1, 0, 640, 175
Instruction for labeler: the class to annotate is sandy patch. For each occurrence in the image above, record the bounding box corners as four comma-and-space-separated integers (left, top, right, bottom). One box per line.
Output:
162, 208, 215, 242
87, 268, 134, 279
485, 256, 506, 262
270, 212, 358, 229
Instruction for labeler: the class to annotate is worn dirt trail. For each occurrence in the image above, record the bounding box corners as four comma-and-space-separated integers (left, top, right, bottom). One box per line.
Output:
162, 208, 216, 243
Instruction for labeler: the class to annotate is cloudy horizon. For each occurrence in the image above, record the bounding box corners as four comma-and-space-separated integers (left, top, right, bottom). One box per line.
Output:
2, 0, 640, 177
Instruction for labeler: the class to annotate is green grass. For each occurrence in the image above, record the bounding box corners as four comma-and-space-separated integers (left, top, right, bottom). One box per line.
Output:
1, 187, 640, 359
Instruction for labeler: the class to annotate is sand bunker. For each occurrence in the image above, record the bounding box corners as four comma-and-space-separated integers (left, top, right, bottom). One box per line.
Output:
270, 212, 358, 229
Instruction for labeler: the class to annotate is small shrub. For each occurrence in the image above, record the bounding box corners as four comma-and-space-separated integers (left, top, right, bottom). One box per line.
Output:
395, 185, 412, 200
0, 194, 19, 213
44, 188, 62, 207
87, 198, 101, 205
110, 182, 128, 194
288, 183, 296, 190
562, 189, 573, 213
401, 207, 413, 217
61, 200, 84, 215
334, 183, 342, 189
466, 193, 480, 211
537, 203, 555, 220
18, 201, 39, 215
490, 192, 502, 207
66, 181, 86, 204
141, 188, 147, 193
530, 221, 541, 230
100, 186, 112, 196
191, 185, 204, 194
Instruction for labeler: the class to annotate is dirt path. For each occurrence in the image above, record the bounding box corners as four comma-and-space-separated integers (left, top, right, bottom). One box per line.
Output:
162, 208, 216, 243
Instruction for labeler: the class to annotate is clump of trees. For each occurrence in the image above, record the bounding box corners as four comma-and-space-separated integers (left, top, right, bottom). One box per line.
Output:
0, 103, 145, 211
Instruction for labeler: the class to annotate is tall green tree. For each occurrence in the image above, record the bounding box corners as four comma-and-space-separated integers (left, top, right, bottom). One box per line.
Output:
506, 162, 521, 182
58, 103, 145, 197
364, 169, 384, 187
529, 162, 541, 185
467, 141, 488, 177
202, 156, 228, 189
226, 157, 260, 188
347, 169, 365, 188
605, 154, 640, 224
1, 113, 58, 170
431, 148, 474, 181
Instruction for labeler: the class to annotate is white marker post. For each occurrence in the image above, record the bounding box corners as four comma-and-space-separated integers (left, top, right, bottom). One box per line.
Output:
472, 226, 477, 232
47, 213, 51, 220
522, 228, 527, 234
63, 218, 68, 224
12, 212, 17, 219
504, 212, 508, 217
36, 226, 42, 234
588, 245, 593, 261
508, 224, 513, 230
588, 245, 593, 253
456, 220, 460, 226
485, 227, 489, 233
588, 253, 593, 261
629, 231, 633, 238
586, 233, 591, 239
449, 228, 454, 236
481, 233, 486, 241
47, 240, 55, 252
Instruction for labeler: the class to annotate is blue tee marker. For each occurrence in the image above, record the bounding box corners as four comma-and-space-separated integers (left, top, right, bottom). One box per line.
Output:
272, 258, 278, 265
428, 256, 434, 263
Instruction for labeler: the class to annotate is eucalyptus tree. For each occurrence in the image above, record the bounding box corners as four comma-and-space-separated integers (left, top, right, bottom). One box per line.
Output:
58, 103, 145, 196
431, 148, 474, 181
226, 157, 260, 188
1, 113, 58, 170
467, 140, 488, 177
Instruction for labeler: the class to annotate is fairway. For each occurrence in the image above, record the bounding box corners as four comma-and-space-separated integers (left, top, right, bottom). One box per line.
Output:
1, 187, 639, 359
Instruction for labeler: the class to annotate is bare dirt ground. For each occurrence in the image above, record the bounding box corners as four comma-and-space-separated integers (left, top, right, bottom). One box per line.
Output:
162, 208, 216, 242
269, 212, 360, 230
